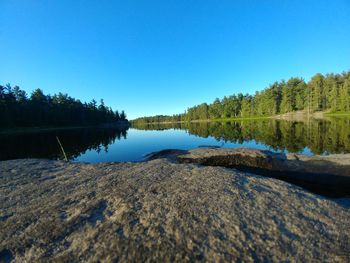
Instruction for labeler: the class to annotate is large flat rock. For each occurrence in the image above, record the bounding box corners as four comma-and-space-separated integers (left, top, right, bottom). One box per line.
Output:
160, 147, 350, 196
1, 157, 350, 262
175, 148, 350, 176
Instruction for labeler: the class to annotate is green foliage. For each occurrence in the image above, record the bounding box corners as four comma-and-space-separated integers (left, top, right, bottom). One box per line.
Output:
132, 70, 350, 124
308, 73, 324, 111
338, 75, 350, 112
0, 85, 127, 128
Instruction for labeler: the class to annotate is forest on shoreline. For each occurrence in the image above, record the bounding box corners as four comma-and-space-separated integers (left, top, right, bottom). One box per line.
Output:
0, 84, 127, 128
132, 70, 350, 125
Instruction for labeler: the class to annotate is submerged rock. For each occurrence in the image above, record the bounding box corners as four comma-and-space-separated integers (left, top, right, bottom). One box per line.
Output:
1, 152, 350, 262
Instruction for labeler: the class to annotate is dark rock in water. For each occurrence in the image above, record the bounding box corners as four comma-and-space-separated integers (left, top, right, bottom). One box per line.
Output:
197, 145, 221, 148
0, 151, 350, 262
144, 149, 188, 160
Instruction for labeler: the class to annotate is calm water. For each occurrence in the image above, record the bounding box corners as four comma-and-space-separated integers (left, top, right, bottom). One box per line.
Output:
1, 118, 350, 163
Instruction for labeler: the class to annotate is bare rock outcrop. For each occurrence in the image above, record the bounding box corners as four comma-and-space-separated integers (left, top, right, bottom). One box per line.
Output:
149, 147, 350, 196
173, 147, 350, 176
1, 153, 350, 262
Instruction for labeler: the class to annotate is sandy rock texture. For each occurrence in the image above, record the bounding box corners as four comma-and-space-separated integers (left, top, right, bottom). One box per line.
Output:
173, 148, 350, 175
1, 151, 350, 262
166, 148, 350, 197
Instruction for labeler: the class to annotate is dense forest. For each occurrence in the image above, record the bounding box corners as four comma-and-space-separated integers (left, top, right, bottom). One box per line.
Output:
0, 84, 127, 128
132, 70, 350, 124
133, 118, 350, 155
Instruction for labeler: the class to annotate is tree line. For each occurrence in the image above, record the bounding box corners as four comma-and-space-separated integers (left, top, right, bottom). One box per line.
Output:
0, 84, 127, 128
132, 70, 350, 124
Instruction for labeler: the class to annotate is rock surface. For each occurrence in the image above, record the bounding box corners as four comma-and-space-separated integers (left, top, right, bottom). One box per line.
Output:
154, 147, 350, 196
171, 147, 350, 175
1, 151, 350, 262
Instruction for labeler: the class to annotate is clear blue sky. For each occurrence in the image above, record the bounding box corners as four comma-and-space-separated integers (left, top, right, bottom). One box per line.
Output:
1, 0, 350, 119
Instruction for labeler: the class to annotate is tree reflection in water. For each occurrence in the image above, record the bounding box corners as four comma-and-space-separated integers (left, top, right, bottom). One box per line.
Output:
2, 118, 349, 162
133, 118, 350, 155
0, 127, 128, 161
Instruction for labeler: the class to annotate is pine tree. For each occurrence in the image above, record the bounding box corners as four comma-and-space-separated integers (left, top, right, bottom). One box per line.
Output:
339, 78, 350, 112
308, 73, 324, 111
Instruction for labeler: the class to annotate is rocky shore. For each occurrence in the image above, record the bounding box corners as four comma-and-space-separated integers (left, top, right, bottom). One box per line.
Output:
1, 148, 350, 262
271, 110, 326, 121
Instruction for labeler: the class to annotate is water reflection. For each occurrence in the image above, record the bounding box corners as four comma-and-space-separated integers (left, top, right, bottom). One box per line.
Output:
132, 117, 350, 155
1, 118, 349, 162
0, 127, 128, 161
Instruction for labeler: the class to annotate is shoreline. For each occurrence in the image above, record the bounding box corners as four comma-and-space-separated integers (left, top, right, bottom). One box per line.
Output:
131, 111, 350, 125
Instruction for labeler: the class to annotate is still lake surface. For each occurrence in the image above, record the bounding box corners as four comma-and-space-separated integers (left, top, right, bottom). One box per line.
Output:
1, 118, 350, 163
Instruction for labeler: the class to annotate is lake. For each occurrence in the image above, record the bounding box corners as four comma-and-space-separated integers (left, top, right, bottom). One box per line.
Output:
1, 117, 350, 163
